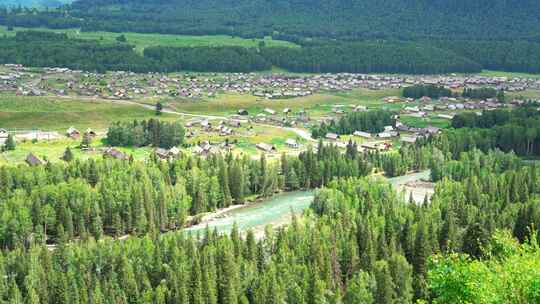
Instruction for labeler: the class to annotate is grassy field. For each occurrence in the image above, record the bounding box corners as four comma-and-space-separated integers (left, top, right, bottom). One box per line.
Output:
0, 136, 162, 166
0, 96, 177, 131
479, 70, 540, 79
0, 26, 299, 53
399, 115, 451, 129
506, 90, 540, 100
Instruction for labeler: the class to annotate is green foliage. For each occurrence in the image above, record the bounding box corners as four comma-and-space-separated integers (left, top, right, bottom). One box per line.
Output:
155, 102, 163, 116
61, 147, 73, 162
3, 134, 15, 151
261, 43, 481, 74
145, 46, 271, 72
106, 118, 184, 148
447, 106, 540, 156
402, 85, 452, 99
311, 110, 395, 138
429, 232, 540, 304
462, 87, 498, 100
3, 1, 540, 73
115, 34, 126, 43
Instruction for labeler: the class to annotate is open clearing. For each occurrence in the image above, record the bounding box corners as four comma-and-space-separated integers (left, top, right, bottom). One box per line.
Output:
479, 70, 540, 79
0, 96, 177, 130
0, 26, 299, 53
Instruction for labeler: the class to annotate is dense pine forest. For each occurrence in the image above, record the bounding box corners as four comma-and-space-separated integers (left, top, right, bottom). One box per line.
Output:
1, 141, 539, 303
0, 32, 481, 74
4, 0, 539, 41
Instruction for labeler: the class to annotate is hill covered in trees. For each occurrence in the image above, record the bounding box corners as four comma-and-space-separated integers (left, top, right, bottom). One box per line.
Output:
32, 0, 540, 41
1, 0, 540, 73
0, 31, 482, 74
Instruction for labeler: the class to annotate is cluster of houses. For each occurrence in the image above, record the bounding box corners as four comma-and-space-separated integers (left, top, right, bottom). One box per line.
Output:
3, 64, 540, 100
322, 120, 442, 152
247, 108, 310, 127
66, 127, 97, 140
191, 141, 233, 157
185, 118, 245, 137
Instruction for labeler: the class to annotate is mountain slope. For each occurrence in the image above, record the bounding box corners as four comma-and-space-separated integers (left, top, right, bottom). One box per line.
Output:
67, 0, 540, 41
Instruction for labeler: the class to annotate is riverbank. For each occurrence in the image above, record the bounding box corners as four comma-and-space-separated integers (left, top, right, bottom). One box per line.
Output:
184, 190, 315, 237
387, 170, 434, 203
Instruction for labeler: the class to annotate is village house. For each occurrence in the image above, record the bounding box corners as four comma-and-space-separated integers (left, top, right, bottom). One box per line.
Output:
404, 106, 420, 113
200, 120, 211, 130
227, 119, 242, 128
192, 145, 204, 155
423, 105, 434, 111
256, 142, 277, 153
377, 132, 393, 139
285, 138, 299, 149
85, 128, 97, 138
66, 127, 81, 139
353, 105, 368, 112
409, 112, 427, 118
383, 96, 401, 103
169, 146, 181, 157
361, 142, 391, 151
325, 133, 340, 141
185, 119, 202, 128
103, 148, 128, 160
437, 114, 454, 120
353, 131, 371, 138
400, 136, 418, 144
264, 108, 276, 115
0, 129, 8, 145
219, 126, 233, 136
154, 147, 181, 160
332, 106, 345, 114
192, 142, 221, 157
154, 148, 170, 160
26, 153, 44, 166
425, 126, 441, 135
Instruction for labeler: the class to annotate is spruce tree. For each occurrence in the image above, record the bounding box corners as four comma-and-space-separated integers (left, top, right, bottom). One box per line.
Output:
4, 134, 15, 151
62, 147, 74, 162
374, 261, 395, 304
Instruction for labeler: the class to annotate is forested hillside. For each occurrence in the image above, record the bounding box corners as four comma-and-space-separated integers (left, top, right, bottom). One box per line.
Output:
46, 0, 540, 41
0, 31, 482, 73
1, 0, 540, 73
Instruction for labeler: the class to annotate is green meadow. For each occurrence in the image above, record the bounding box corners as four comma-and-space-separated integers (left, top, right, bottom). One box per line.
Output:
0, 96, 177, 131
0, 26, 299, 54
